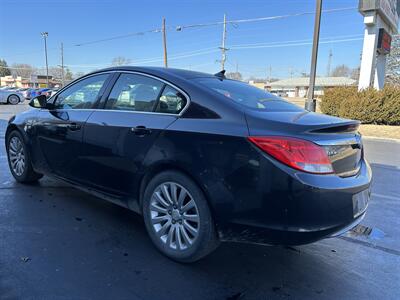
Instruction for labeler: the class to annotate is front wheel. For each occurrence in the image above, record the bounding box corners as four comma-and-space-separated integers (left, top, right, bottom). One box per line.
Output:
142, 171, 219, 263
6, 130, 43, 183
7, 95, 20, 105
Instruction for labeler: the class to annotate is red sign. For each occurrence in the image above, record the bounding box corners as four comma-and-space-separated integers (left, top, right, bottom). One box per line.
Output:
377, 28, 392, 54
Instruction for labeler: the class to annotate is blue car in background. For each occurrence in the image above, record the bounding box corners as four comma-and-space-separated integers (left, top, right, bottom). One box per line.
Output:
38, 88, 52, 98
28, 89, 40, 99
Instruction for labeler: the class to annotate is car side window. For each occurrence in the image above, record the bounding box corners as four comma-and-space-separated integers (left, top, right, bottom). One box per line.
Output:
54, 74, 108, 109
155, 85, 187, 114
106, 73, 164, 112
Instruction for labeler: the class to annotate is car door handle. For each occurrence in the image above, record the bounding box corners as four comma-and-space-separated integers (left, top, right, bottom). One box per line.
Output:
67, 123, 82, 131
131, 126, 152, 136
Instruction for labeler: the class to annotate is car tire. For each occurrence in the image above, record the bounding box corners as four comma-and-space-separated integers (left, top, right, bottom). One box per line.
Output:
6, 130, 43, 183
7, 94, 20, 105
142, 170, 219, 263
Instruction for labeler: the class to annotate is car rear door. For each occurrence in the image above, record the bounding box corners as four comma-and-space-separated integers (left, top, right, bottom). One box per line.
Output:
32, 73, 112, 181
80, 72, 188, 198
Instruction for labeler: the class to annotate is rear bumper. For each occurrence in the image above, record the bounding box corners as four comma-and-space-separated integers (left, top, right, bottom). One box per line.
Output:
216, 159, 372, 245
218, 212, 365, 245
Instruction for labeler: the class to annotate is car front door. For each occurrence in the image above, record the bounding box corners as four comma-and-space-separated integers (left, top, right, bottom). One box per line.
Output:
32, 73, 111, 181
80, 72, 188, 199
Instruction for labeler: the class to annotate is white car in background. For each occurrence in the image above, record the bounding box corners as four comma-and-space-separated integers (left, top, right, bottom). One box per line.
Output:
0, 88, 24, 105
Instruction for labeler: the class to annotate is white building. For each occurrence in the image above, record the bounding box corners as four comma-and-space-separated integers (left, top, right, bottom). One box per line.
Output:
267, 77, 356, 97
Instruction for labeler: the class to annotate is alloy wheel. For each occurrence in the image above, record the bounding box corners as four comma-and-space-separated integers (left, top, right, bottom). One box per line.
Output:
8, 95, 19, 105
150, 182, 200, 251
8, 136, 25, 176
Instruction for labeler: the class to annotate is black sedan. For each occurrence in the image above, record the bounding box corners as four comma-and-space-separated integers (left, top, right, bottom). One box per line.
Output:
5, 67, 372, 262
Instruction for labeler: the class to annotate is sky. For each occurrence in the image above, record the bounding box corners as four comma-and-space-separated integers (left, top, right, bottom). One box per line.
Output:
0, 0, 366, 79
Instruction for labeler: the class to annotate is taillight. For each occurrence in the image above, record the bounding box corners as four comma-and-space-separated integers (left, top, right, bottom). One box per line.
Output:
248, 136, 333, 174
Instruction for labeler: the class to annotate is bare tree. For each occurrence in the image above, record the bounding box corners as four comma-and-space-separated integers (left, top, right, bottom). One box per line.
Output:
48, 67, 63, 80
386, 35, 400, 86
64, 68, 73, 81
74, 71, 85, 79
112, 56, 132, 66
350, 67, 360, 82
10, 63, 36, 79
226, 72, 243, 81
331, 64, 351, 77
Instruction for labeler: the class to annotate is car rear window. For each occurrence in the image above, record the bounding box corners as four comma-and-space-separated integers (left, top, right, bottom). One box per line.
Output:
194, 78, 303, 112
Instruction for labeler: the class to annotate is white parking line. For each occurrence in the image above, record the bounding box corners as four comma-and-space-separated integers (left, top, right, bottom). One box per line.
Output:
372, 193, 399, 201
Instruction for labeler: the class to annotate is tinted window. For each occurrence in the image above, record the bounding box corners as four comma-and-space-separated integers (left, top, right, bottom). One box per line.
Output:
54, 74, 108, 109
194, 78, 303, 112
155, 86, 187, 114
106, 73, 164, 112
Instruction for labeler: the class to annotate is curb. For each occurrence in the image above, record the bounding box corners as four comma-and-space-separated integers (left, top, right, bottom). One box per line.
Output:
362, 136, 400, 143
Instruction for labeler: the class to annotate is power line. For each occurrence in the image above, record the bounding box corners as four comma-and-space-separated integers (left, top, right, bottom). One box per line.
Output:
174, 7, 357, 30
73, 28, 160, 47
0, 35, 364, 71
0, 6, 360, 62
227, 34, 363, 48
230, 37, 363, 50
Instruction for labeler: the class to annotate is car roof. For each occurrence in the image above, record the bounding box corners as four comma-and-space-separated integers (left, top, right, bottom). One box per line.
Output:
87, 66, 216, 80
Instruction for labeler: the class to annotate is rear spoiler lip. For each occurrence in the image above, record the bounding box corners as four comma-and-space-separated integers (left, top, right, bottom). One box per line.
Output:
306, 120, 360, 134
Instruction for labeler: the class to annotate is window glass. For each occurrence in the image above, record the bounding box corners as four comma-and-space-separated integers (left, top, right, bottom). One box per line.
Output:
155, 85, 187, 114
194, 78, 303, 112
54, 74, 108, 109
106, 73, 164, 112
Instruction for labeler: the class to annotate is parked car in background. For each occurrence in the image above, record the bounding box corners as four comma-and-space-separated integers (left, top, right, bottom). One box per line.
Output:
38, 88, 52, 98
28, 88, 40, 99
17, 88, 35, 100
270, 90, 288, 97
0, 89, 24, 104
5, 67, 371, 262
51, 88, 60, 97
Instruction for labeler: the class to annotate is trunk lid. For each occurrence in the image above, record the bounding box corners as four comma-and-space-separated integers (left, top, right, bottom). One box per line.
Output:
245, 110, 363, 177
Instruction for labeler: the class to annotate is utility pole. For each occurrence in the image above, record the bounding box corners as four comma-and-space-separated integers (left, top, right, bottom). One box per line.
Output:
60, 42, 64, 87
326, 49, 332, 76
162, 17, 168, 68
289, 67, 294, 78
268, 65, 272, 81
41, 32, 49, 87
305, 0, 322, 112
219, 13, 228, 70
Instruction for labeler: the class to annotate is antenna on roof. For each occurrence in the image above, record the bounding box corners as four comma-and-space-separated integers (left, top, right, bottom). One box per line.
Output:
214, 69, 226, 79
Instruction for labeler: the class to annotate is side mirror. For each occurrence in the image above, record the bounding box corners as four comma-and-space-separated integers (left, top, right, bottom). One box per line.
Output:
29, 95, 48, 109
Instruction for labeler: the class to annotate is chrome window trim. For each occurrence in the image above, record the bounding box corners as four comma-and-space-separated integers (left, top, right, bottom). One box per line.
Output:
50, 108, 182, 117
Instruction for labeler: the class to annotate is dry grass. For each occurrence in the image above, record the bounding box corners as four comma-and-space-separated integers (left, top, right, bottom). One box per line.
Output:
358, 124, 400, 140
283, 97, 400, 140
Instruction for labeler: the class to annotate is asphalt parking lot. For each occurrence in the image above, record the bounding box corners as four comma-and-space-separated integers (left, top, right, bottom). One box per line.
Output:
1, 103, 399, 300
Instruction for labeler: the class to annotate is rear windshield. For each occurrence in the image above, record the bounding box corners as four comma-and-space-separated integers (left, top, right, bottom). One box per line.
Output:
194, 78, 303, 112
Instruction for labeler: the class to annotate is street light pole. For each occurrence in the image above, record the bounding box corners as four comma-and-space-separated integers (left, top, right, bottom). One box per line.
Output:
305, 0, 322, 112
41, 32, 49, 88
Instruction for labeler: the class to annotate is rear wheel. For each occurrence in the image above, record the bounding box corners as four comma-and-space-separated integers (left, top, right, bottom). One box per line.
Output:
6, 130, 43, 183
142, 171, 219, 263
7, 94, 20, 105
